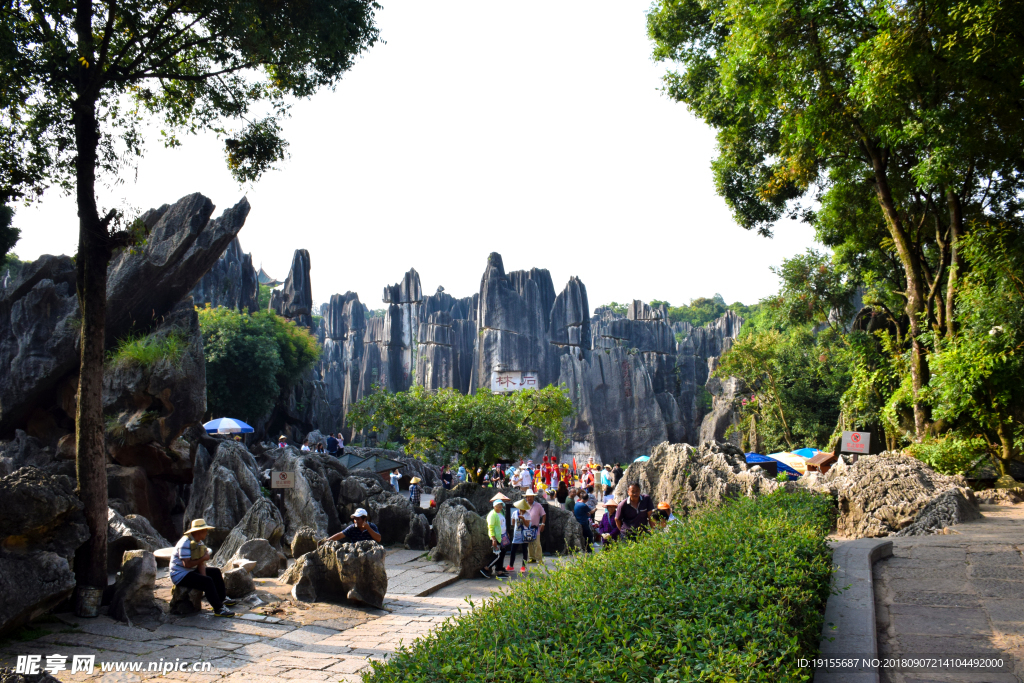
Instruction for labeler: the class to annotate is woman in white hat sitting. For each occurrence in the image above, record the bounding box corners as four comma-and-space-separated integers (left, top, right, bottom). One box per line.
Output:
169, 519, 237, 617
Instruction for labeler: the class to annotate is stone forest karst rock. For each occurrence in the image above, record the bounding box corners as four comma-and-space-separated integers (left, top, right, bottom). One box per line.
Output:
284, 540, 387, 609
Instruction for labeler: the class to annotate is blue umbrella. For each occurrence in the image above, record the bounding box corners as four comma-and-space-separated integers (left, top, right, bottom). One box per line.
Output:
203, 417, 254, 434
633, 455, 650, 463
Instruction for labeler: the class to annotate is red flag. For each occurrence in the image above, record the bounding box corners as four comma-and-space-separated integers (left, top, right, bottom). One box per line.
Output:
571, 456, 577, 476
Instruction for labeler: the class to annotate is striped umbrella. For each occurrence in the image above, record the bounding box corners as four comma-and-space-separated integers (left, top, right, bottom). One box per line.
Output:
203, 417, 254, 434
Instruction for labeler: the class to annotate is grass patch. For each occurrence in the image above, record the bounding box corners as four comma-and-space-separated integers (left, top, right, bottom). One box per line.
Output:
108, 330, 186, 368
363, 490, 835, 683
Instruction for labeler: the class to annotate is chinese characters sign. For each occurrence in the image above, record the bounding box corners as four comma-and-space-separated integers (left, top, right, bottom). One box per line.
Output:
490, 371, 539, 393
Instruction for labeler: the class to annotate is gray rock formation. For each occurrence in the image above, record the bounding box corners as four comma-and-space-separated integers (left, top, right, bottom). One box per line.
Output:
0, 430, 56, 476
107, 508, 171, 573
223, 567, 256, 598
270, 249, 313, 328
169, 583, 203, 615
290, 526, 319, 559
612, 441, 782, 513
975, 488, 1024, 505
183, 441, 263, 547
698, 373, 746, 449
270, 448, 341, 543
427, 497, 490, 578
541, 503, 584, 554
433, 482, 523, 515
284, 540, 387, 608
230, 539, 287, 578
405, 513, 430, 550
105, 463, 177, 541
191, 236, 259, 312
0, 468, 89, 637
0, 668, 62, 682
109, 550, 159, 623
365, 491, 414, 545
826, 455, 981, 537
0, 193, 248, 442
211, 497, 285, 566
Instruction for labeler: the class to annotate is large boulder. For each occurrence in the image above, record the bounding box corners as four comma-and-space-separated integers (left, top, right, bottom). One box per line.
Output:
541, 503, 584, 554
0, 194, 248, 439
230, 539, 287, 578
290, 526, 319, 559
271, 448, 342, 544
223, 567, 256, 598
612, 441, 781, 513
283, 540, 387, 609
427, 498, 490, 578
826, 454, 981, 537
0, 468, 88, 637
184, 441, 262, 547
107, 508, 171, 574
366, 491, 415, 545
109, 550, 159, 623
405, 513, 430, 550
105, 463, 177, 541
211, 497, 285, 566
0, 430, 56, 476
169, 583, 203, 615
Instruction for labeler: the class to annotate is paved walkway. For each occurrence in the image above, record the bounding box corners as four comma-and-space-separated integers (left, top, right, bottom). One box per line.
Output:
383, 549, 459, 597
0, 550, 564, 682
873, 504, 1024, 683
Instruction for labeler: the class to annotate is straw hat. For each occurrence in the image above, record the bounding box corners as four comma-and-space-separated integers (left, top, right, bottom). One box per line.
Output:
278, 435, 287, 441
490, 493, 511, 502
604, 500, 619, 508
514, 499, 530, 511
410, 477, 421, 484
186, 518, 216, 534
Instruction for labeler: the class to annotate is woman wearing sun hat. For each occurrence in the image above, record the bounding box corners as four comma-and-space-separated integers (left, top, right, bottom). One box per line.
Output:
169, 519, 236, 617
408, 477, 422, 508
507, 498, 531, 574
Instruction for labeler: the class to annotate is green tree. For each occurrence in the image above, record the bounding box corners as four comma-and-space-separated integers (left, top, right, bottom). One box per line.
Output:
648, 0, 1024, 440
198, 306, 321, 424
1, 0, 379, 596
257, 284, 272, 310
0, 205, 19, 266
348, 385, 574, 471
926, 225, 1024, 477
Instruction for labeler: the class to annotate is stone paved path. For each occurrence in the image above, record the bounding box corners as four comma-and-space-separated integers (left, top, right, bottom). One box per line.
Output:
383, 549, 459, 597
0, 552, 565, 682
874, 504, 1024, 683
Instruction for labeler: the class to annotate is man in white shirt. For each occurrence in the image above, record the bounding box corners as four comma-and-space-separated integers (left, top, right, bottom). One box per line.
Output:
520, 464, 533, 492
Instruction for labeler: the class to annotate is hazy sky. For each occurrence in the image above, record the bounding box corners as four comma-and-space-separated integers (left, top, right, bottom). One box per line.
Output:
12, 1, 818, 312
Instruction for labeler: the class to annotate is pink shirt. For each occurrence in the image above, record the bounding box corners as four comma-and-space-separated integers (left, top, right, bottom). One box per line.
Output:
527, 501, 545, 527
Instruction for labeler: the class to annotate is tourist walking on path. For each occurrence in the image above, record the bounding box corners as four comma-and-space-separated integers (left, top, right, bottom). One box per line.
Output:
170, 519, 237, 618
523, 489, 546, 563
326, 433, 338, 455
408, 477, 422, 508
563, 487, 577, 512
612, 463, 623, 487
616, 483, 655, 538
601, 465, 614, 498
573, 492, 595, 552
508, 499, 530, 574
483, 499, 510, 578
597, 501, 620, 545
457, 465, 467, 483
390, 469, 401, 493
521, 463, 534, 492
441, 466, 453, 490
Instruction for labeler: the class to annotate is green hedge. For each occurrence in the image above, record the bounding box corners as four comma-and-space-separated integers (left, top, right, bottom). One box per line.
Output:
364, 490, 835, 683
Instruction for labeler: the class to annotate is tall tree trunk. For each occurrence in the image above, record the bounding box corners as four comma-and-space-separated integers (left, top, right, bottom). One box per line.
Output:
945, 187, 964, 339
865, 142, 928, 440
72, 0, 110, 611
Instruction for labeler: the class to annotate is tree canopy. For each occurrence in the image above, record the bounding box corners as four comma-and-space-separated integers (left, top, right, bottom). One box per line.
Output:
649, 0, 1024, 442
198, 306, 320, 424
348, 385, 575, 470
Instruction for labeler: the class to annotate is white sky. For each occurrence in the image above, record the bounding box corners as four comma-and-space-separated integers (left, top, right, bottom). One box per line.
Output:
12, 1, 818, 312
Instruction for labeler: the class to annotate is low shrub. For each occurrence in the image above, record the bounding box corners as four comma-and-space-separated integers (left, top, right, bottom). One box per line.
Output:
364, 489, 835, 683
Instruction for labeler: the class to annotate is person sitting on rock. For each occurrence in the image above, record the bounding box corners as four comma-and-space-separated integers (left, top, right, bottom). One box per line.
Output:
409, 477, 422, 507
321, 508, 381, 544
170, 519, 236, 618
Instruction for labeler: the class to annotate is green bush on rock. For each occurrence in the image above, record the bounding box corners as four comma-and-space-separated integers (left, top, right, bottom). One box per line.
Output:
364, 490, 835, 683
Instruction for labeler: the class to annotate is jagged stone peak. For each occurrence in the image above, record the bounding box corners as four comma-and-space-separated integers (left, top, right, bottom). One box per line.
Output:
382, 268, 421, 304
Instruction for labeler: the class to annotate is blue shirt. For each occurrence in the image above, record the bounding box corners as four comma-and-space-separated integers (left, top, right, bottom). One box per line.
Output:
573, 501, 592, 528
340, 522, 379, 543
170, 534, 195, 585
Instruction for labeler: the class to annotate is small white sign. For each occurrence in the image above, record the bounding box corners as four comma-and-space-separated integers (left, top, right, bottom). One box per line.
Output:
490, 370, 539, 393
271, 471, 294, 489
841, 431, 871, 454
